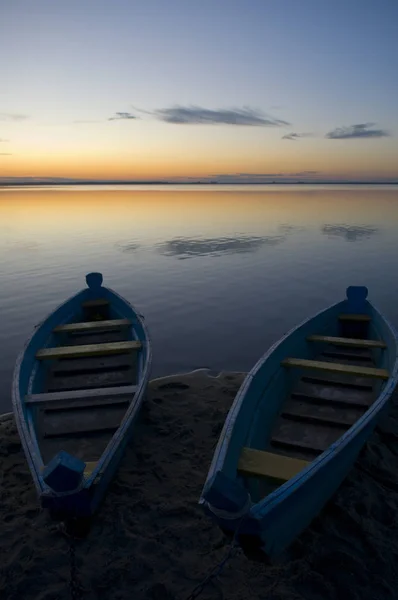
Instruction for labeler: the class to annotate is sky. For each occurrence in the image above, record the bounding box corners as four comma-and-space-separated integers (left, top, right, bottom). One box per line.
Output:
1, 0, 398, 182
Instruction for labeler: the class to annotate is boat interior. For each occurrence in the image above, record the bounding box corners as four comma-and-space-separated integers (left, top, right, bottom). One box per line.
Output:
25, 297, 142, 475
235, 311, 391, 502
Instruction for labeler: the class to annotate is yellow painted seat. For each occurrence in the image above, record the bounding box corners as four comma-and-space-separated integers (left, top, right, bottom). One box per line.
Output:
238, 447, 309, 484
281, 357, 389, 380
307, 335, 386, 349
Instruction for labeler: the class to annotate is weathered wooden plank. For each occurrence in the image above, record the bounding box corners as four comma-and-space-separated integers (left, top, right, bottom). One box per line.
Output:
54, 318, 132, 333
43, 423, 119, 438
319, 353, 374, 368
321, 350, 373, 363
46, 368, 135, 393
271, 436, 324, 456
81, 298, 109, 308
301, 375, 373, 391
52, 353, 133, 375
307, 334, 385, 349
282, 357, 389, 380
286, 395, 365, 423
64, 329, 128, 346
291, 390, 372, 409
37, 341, 141, 360
281, 407, 356, 428
26, 385, 137, 405
46, 395, 130, 411
338, 314, 371, 322
43, 405, 124, 438
271, 415, 352, 458
238, 447, 308, 483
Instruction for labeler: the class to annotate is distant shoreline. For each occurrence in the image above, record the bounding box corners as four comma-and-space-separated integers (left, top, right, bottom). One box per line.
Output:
1, 181, 398, 187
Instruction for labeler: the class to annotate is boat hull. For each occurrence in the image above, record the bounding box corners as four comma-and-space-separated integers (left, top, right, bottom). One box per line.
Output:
200, 288, 398, 558
12, 273, 152, 521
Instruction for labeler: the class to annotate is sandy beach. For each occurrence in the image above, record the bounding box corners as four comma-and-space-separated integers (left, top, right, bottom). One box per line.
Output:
2, 369, 398, 600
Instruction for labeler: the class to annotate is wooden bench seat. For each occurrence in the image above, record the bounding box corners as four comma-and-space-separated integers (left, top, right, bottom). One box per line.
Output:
36, 340, 141, 360
25, 384, 137, 405
237, 447, 309, 484
281, 357, 389, 380
338, 314, 371, 322
307, 335, 386, 349
54, 318, 132, 334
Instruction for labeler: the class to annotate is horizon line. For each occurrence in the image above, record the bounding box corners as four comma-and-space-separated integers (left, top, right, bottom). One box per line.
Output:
1, 178, 398, 187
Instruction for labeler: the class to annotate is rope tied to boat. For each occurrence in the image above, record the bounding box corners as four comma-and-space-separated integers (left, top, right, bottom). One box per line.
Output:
67, 530, 83, 600
59, 518, 86, 600
184, 519, 244, 600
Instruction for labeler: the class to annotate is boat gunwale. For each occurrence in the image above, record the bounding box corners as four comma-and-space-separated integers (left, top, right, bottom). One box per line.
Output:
12, 288, 87, 495
199, 299, 398, 515
12, 283, 152, 497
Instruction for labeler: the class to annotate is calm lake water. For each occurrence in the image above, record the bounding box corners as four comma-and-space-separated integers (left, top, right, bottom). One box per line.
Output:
1, 184, 398, 412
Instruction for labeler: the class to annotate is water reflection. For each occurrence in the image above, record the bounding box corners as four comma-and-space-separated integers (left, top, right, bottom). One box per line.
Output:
3, 240, 41, 253
157, 235, 285, 259
322, 224, 378, 242
115, 242, 141, 253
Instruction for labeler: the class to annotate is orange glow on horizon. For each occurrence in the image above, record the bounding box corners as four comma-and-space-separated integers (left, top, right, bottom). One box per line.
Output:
1, 156, 397, 181
1, 124, 397, 181
1, 188, 396, 246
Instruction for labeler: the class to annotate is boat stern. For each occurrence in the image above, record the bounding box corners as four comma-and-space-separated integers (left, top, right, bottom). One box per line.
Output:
201, 470, 267, 558
41, 451, 93, 520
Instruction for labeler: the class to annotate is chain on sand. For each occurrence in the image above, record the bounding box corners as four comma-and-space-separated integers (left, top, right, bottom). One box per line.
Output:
65, 526, 84, 600
184, 541, 241, 600
63, 519, 242, 600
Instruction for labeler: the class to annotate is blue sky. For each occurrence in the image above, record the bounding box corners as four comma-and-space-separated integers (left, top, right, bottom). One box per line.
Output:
1, 0, 398, 181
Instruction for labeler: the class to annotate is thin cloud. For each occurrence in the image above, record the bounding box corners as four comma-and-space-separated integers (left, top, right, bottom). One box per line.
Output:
151, 105, 290, 126
108, 112, 138, 121
291, 170, 318, 176
0, 138, 9, 142
0, 153, 12, 155
326, 123, 389, 139
0, 113, 28, 121
282, 132, 312, 141
74, 120, 102, 124
213, 170, 319, 180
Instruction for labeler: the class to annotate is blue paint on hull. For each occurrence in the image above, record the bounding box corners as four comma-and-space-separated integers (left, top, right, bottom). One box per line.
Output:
12, 273, 152, 520
200, 288, 398, 558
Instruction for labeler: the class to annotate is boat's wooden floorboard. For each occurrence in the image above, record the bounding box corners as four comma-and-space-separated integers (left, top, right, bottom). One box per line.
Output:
268, 343, 378, 462
317, 353, 375, 368
40, 432, 113, 464
282, 397, 365, 427
42, 405, 126, 438
47, 366, 135, 392
63, 329, 127, 346
52, 353, 134, 376
321, 347, 374, 363
38, 319, 137, 465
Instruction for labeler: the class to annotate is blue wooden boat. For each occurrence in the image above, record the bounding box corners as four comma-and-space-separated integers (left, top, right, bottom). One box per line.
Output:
12, 272, 151, 522
200, 286, 398, 559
